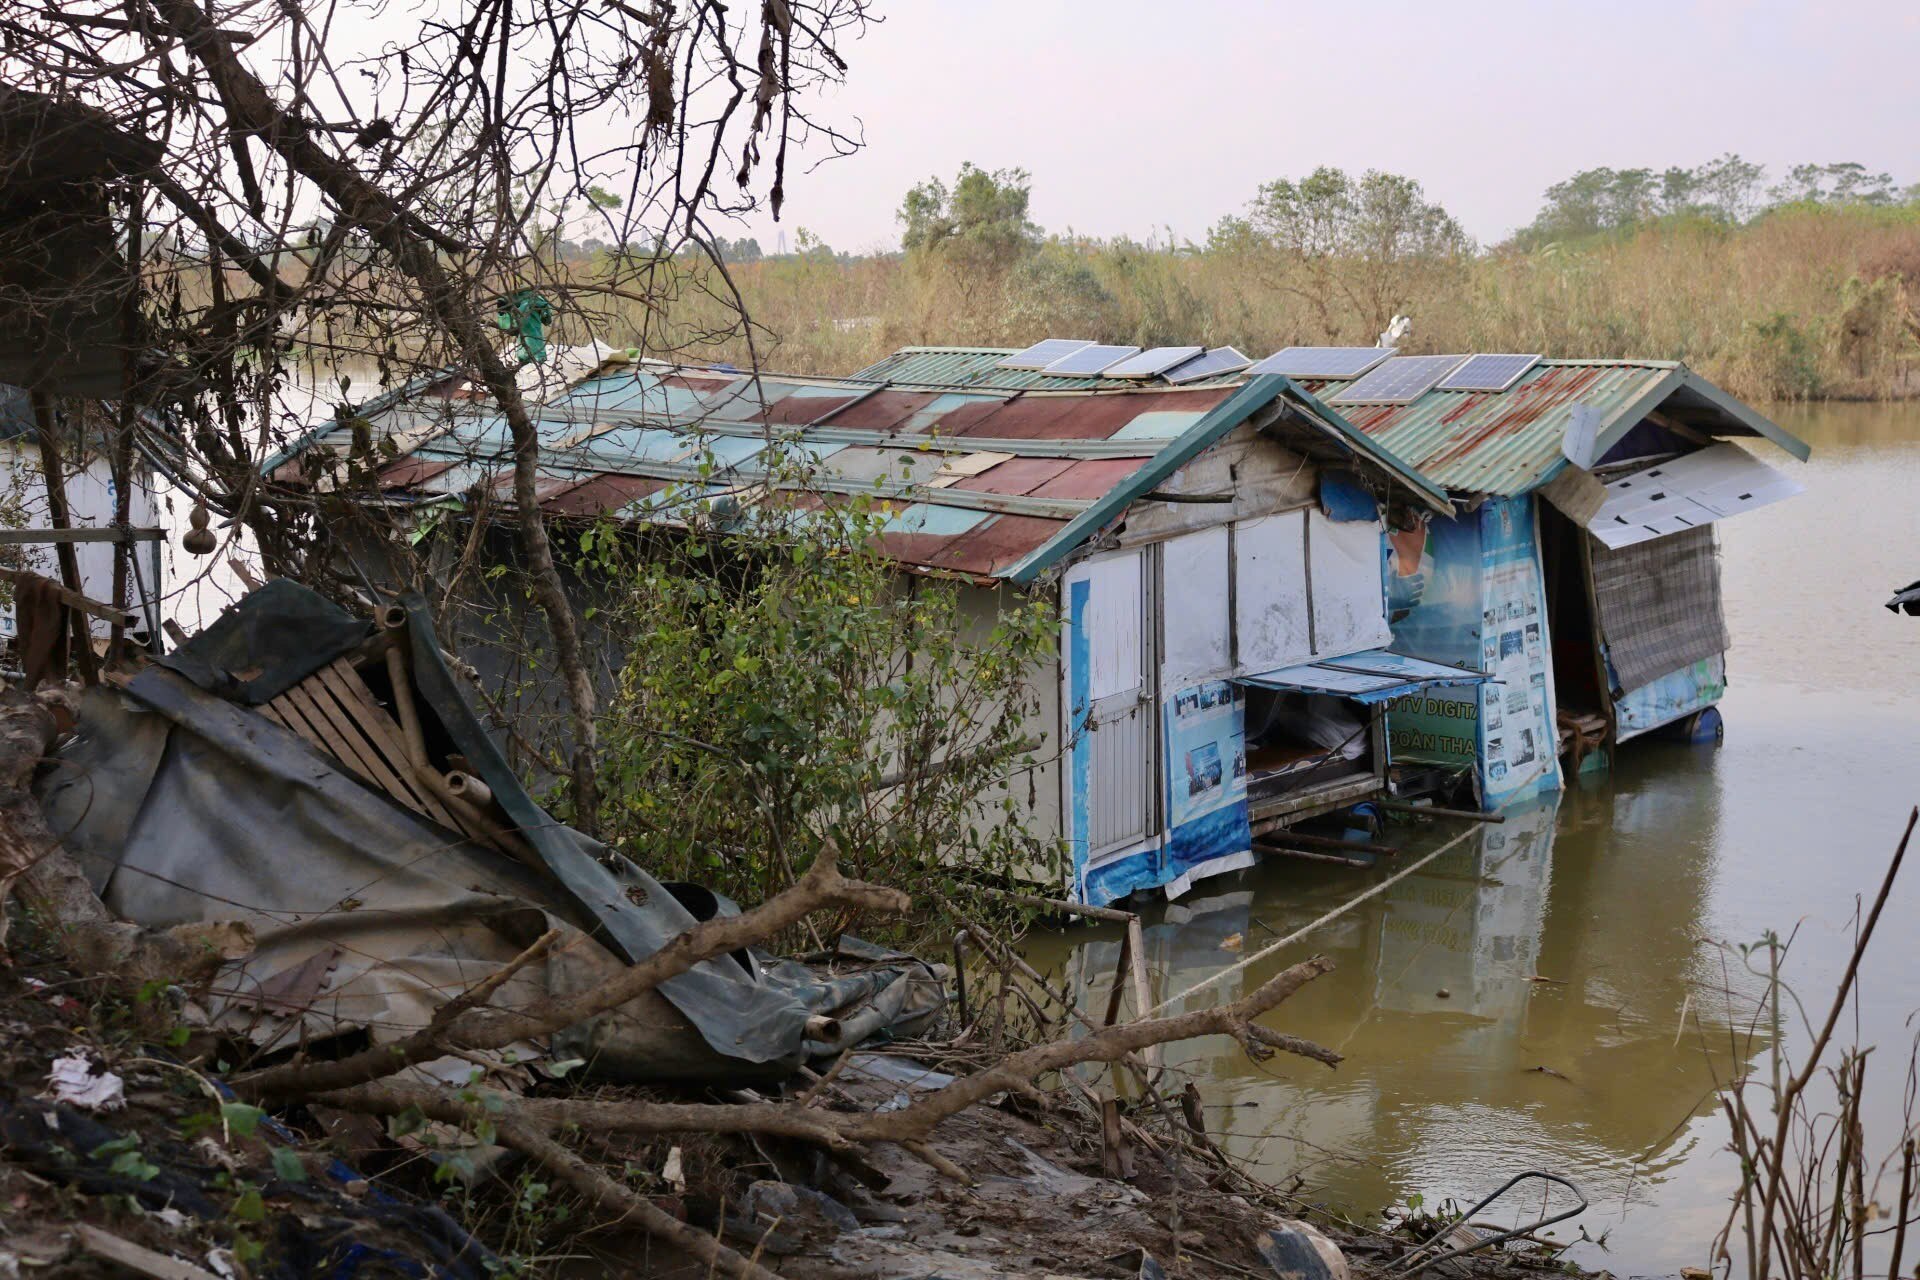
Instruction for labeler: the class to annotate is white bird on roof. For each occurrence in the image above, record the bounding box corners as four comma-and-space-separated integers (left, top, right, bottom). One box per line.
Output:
1379, 315, 1411, 348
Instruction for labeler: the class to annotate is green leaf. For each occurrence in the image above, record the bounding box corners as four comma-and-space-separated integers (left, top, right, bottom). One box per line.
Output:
110, 1150, 161, 1182
389, 1105, 428, 1139
231, 1186, 266, 1223
269, 1146, 307, 1184
221, 1102, 266, 1139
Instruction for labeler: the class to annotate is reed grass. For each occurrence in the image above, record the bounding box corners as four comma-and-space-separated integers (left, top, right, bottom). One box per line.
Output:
579, 204, 1920, 402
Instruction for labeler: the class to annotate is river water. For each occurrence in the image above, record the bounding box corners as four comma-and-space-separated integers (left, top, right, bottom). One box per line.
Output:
1025, 402, 1920, 1276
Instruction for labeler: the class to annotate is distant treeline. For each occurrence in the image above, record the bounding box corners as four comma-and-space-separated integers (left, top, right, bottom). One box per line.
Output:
573, 157, 1920, 402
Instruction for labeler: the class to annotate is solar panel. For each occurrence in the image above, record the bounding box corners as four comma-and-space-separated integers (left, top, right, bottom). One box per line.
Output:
1328, 355, 1469, 406
1041, 344, 1140, 376
1102, 345, 1204, 379
1436, 353, 1542, 393
1163, 346, 1253, 385
1247, 346, 1397, 379
998, 338, 1094, 371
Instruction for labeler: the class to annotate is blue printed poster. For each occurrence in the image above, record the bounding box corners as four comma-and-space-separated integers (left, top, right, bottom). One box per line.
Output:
1384, 495, 1561, 808
1161, 679, 1250, 889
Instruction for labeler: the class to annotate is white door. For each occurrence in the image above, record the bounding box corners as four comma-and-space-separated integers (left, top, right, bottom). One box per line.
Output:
1064, 551, 1155, 858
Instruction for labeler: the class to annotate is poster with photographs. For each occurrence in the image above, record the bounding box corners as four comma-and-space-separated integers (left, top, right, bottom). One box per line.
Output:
1386, 495, 1561, 807
1475, 496, 1561, 805
1161, 679, 1250, 884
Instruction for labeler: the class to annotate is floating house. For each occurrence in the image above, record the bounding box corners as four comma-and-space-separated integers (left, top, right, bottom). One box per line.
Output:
1265, 350, 1808, 807
269, 341, 1805, 904
271, 343, 1504, 905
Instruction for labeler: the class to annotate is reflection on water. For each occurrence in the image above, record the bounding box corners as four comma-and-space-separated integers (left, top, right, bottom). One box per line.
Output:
1030, 402, 1920, 1275
1047, 777, 1765, 1258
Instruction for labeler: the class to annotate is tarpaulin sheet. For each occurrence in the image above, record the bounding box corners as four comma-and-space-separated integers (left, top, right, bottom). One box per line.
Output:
41, 582, 938, 1080
1236, 649, 1488, 706
155, 578, 374, 704
1591, 524, 1728, 694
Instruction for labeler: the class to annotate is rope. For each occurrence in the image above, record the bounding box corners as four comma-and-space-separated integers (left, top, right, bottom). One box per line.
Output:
1145, 821, 1482, 1016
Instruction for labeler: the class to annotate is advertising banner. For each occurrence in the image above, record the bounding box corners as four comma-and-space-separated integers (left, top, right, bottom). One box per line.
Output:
1478, 496, 1561, 805
1160, 679, 1251, 896
1614, 654, 1726, 740
1385, 495, 1562, 807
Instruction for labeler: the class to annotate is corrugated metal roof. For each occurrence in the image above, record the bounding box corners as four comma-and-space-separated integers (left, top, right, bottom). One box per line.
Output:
273, 346, 1800, 569
1298, 359, 1682, 495
278, 357, 1447, 584
849, 346, 1246, 391
1291, 357, 1809, 495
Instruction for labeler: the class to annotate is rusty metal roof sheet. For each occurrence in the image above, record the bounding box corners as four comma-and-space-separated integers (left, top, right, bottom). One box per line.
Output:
847, 346, 1258, 392
277, 343, 1798, 579
284, 353, 1452, 583
1294, 359, 1807, 496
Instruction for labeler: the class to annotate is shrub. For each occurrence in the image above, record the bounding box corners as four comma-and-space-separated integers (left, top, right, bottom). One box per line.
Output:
587, 476, 1058, 931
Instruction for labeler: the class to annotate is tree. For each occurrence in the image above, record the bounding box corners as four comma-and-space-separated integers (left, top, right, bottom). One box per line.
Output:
14, 0, 872, 826
898, 163, 1040, 271
1769, 162, 1898, 207
1515, 155, 1771, 246
1518, 166, 1660, 243
1231, 166, 1472, 336
1692, 153, 1767, 222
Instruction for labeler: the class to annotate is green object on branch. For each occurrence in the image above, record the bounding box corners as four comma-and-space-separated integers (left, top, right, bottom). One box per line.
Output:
495, 289, 554, 362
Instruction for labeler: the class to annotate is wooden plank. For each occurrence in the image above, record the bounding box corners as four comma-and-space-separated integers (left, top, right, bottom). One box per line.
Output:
320, 659, 473, 835
269, 685, 461, 835
0, 526, 164, 545
0, 567, 137, 625
306, 663, 442, 823
294, 671, 435, 822
74, 1224, 219, 1280
279, 681, 374, 786
264, 691, 325, 755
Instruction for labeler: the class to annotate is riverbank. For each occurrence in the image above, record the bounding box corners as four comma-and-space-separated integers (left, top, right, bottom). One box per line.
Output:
1, 916, 1615, 1280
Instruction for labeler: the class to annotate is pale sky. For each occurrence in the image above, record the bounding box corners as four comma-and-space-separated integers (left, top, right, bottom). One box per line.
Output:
726, 0, 1920, 253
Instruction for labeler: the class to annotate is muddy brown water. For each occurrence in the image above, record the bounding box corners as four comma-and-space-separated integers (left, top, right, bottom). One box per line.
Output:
1024, 402, 1920, 1277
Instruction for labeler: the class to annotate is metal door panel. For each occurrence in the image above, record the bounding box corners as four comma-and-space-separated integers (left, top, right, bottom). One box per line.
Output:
1064, 551, 1155, 858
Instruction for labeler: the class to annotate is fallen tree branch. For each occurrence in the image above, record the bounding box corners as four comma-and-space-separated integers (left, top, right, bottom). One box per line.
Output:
844, 954, 1336, 1143
317, 955, 1339, 1153
313, 1083, 782, 1279
313, 948, 1336, 1276
237, 850, 909, 1101
315, 1079, 857, 1149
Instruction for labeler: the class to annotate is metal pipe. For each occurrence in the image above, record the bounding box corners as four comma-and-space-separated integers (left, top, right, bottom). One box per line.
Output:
383, 643, 430, 768
1378, 799, 1505, 824
1260, 829, 1399, 857
1254, 844, 1373, 869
